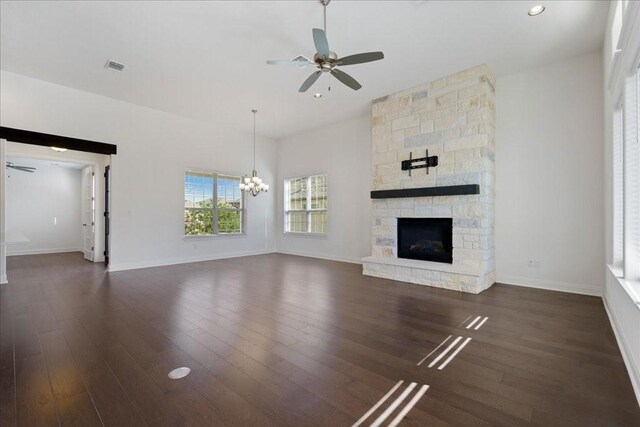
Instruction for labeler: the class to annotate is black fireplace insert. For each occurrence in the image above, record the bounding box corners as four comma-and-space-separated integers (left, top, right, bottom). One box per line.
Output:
397, 218, 453, 263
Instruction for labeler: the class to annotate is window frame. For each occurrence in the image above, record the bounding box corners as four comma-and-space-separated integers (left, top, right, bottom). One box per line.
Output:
284, 174, 328, 236
184, 169, 245, 237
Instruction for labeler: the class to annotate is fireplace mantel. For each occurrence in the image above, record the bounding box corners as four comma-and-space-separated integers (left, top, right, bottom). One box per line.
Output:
370, 184, 480, 199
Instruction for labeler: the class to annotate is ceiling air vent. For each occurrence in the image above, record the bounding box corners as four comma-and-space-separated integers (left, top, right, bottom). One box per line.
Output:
104, 60, 125, 71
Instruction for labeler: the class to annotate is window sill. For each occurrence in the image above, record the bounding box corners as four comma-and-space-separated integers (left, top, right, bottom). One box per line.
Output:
283, 232, 327, 239
608, 264, 640, 307
184, 233, 246, 240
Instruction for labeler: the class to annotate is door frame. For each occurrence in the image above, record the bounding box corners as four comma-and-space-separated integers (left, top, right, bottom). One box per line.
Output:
81, 165, 97, 261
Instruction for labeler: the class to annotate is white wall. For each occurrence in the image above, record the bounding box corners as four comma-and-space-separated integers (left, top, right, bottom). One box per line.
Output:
495, 52, 604, 296
6, 161, 82, 255
276, 116, 372, 263
0, 71, 277, 271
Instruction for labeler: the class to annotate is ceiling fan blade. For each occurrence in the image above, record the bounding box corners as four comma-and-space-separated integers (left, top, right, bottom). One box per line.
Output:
336, 51, 384, 66
330, 69, 362, 91
267, 57, 313, 68
312, 28, 330, 59
299, 70, 323, 92
267, 59, 297, 65
11, 166, 36, 172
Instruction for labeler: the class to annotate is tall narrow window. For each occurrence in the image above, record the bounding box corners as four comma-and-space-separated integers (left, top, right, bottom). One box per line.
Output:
623, 68, 640, 282
184, 170, 244, 236
613, 107, 624, 271
285, 174, 328, 234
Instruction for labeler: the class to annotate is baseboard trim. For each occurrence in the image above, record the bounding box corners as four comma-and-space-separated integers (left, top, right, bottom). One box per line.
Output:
0, 274, 6, 285
7, 248, 83, 256
603, 296, 640, 407
276, 250, 363, 265
497, 274, 601, 297
108, 248, 277, 272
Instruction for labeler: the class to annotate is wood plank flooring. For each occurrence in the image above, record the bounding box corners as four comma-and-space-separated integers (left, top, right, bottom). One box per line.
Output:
1, 252, 638, 426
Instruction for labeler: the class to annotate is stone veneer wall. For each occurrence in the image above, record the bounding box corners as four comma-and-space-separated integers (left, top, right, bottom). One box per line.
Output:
363, 64, 496, 293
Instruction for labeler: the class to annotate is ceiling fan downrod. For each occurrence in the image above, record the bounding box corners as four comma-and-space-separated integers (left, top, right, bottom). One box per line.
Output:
321, 0, 329, 35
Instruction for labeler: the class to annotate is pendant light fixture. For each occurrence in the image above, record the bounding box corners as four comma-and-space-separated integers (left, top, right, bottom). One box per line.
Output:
240, 109, 269, 196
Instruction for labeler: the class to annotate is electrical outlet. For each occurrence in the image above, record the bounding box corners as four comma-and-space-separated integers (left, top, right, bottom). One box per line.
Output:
528, 260, 540, 268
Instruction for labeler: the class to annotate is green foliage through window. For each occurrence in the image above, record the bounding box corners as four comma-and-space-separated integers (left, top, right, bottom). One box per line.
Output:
184, 171, 243, 235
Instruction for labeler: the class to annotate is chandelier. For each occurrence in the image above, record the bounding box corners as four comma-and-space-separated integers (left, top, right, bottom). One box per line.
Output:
240, 109, 269, 196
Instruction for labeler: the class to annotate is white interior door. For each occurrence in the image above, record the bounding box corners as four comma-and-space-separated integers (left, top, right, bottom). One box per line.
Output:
81, 166, 95, 261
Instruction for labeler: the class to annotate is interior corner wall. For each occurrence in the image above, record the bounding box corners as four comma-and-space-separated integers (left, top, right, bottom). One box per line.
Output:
6, 163, 82, 255
0, 71, 278, 272
276, 115, 372, 263
494, 51, 605, 296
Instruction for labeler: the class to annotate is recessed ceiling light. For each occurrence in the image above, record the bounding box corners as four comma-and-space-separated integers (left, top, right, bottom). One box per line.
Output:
528, 5, 545, 16
50, 146, 68, 152
314, 93, 323, 98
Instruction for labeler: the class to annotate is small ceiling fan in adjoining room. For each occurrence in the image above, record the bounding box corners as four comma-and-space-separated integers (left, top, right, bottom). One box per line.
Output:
267, 0, 384, 93
6, 162, 36, 173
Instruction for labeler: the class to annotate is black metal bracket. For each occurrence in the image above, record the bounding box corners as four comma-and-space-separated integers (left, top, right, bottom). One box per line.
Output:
401, 150, 438, 176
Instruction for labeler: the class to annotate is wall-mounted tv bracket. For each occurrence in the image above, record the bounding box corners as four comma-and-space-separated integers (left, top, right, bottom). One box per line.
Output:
401, 150, 438, 177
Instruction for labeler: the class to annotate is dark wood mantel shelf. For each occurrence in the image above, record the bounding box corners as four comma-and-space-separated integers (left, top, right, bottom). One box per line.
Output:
370, 184, 480, 199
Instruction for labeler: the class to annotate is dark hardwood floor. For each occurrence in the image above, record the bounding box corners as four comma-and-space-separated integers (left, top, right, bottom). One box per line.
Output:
1, 252, 638, 426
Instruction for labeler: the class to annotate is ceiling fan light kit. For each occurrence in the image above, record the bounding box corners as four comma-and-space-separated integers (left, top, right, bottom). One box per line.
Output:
267, 0, 384, 94
240, 110, 269, 197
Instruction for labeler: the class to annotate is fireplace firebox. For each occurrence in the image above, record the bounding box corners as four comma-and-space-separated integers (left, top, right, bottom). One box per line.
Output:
397, 218, 453, 263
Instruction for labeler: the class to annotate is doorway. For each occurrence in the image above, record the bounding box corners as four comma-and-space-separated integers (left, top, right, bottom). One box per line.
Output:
2, 142, 109, 269
0, 129, 116, 284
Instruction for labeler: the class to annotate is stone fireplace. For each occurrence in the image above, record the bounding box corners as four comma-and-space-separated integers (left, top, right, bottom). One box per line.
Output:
362, 64, 496, 294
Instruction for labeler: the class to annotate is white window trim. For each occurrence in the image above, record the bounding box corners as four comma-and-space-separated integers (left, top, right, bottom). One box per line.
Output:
284, 174, 328, 236
184, 169, 246, 238
608, 1, 640, 304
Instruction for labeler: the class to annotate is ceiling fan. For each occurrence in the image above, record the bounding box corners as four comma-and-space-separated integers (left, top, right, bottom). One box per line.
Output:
267, 0, 384, 93
6, 162, 36, 173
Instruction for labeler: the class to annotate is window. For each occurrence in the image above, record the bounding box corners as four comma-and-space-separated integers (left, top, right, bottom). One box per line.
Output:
184, 170, 243, 236
285, 174, 327, 234
613, 107, 624, 270
622, 67, 640, 282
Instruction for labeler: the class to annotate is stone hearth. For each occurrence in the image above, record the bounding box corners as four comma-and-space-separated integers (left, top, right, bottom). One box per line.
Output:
362, 64, 496, 294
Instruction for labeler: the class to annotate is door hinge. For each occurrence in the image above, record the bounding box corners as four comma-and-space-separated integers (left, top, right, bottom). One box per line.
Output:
92, 172, 95, 176
91, 221, 95, 226
91, 246, 94, 251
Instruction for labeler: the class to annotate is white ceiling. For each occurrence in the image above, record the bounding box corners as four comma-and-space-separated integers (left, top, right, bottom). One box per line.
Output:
0, 1, 608, 140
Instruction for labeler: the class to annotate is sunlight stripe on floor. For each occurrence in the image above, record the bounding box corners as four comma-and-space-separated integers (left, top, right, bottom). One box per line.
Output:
474, 316, 489, 330
427, 336, 462, 368
457, 315, 472, 327
438, 337, 472, 370
466, 315, 482, 329
351, 380, 404, 427
388, 384, 430, 427
417, 335, 452, 366
370, 382, 417, 427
